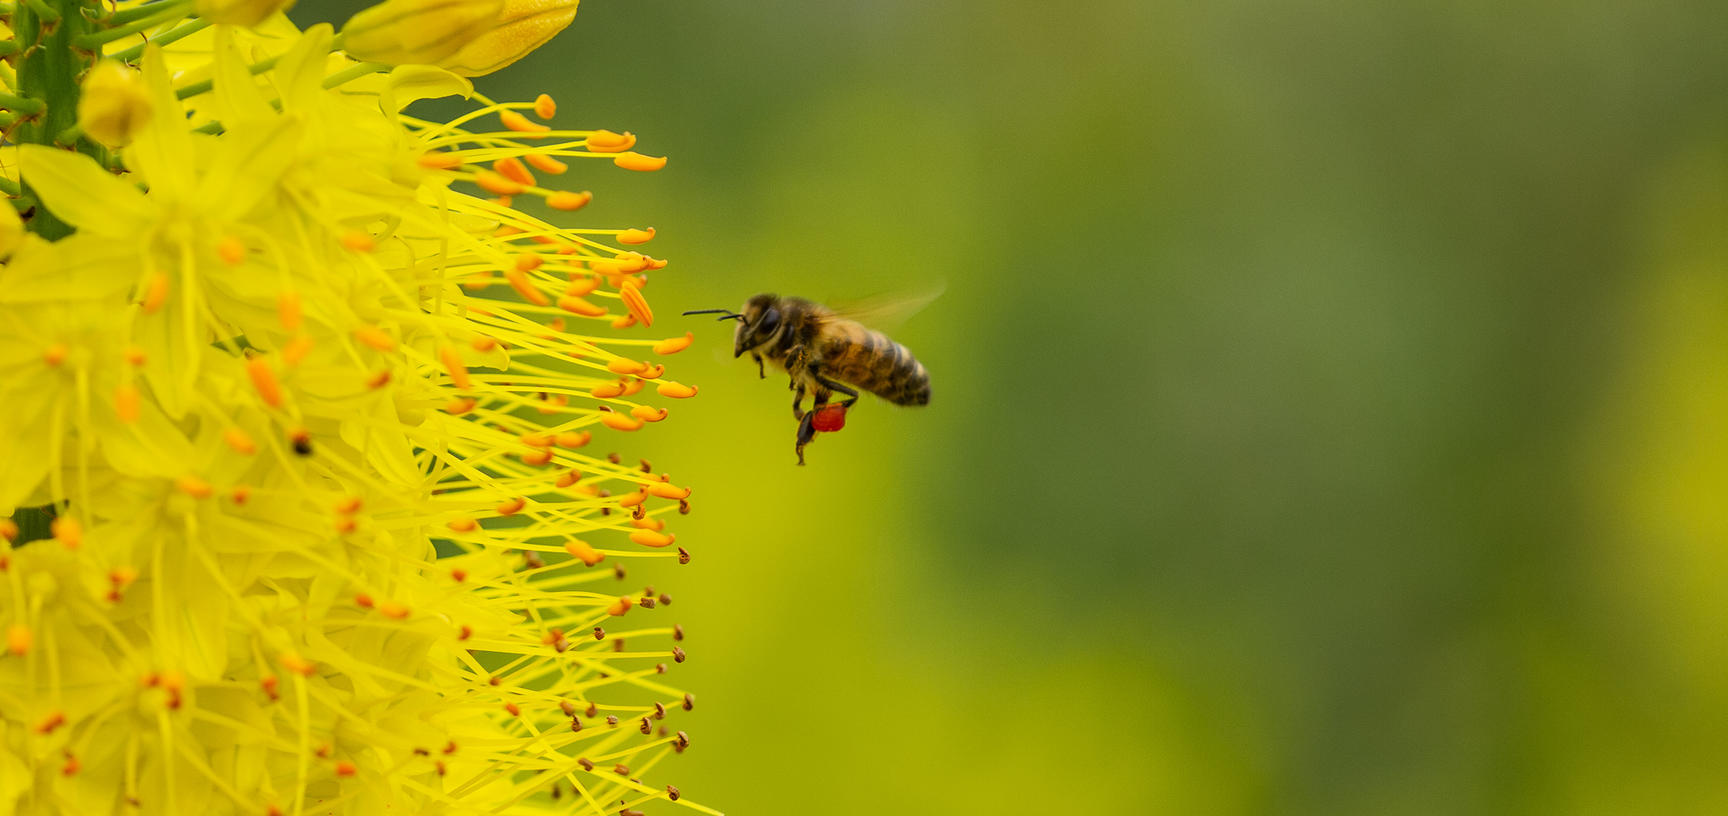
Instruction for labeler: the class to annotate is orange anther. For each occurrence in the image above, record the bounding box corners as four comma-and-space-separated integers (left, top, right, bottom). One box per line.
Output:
653, 333, 694, 355
0, 519, 17, 542
606, 597, 633, 616
617, 490, 649, 508
607, 359, 647, 375
51, 517, 81, 549
555, 431, 590, 448
495, 496, 527, 515
216, 235, 246, 265
546, 190, 592, 211
617, 228, 655, 245
555, 469, 581, 488
612, 152, 667, 172
629, 530, 675, 549
439, 346, 471, 390
114, 383, 140, 423
564, 539, 605, 566
335, 760, 357, 777
124, 345, 146, 366
140, 271, 170, 313
418, 152, 462, 170
447, 518, 477, 533
223, 427, 256, 454
7, 624, 30, 656
43, 343, 68, 366
379, 601, 409, 619
247, 357, 282, 407
584, 130, 635, 152
270, 289, 300, 330
558, 296, 607, 316
34, 711, 65, 734
521, 449, 555, 466
514, 253, 544, 272
336, 516, 357, 533
505, 268, 550, 306
230, 486, 251, 504
504, 702, 521, 717
619, 279, 653, 327
472, 336, 499, 352
637, 363, 665, 379
283, 334, 313, 366
475, 170, 526, 196
527, 153, 568, 175
631, 517, 665, 532
646, 482, 690, 500
445, 397, 477, 414
520, 432, 554, 448
565, 276, 598, 296
353, 325, 395, 352
500, 110, 549, 134
631, 406, 668, 423
493, 156, 536, 187
354, 593, 375, 608
611, 252, 649, 273
341, 230, 374, 252
534, 93, 556, 119
366, 370, 391, 389
176, 475, 213, 499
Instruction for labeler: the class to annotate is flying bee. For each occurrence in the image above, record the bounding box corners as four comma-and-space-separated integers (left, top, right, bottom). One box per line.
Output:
684, 293, 931, 465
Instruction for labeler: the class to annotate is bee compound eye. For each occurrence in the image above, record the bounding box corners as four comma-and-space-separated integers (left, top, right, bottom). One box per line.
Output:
758, 308, 781, 334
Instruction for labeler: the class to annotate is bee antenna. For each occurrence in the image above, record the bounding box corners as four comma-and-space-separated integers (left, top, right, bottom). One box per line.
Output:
681, 309, 745, 321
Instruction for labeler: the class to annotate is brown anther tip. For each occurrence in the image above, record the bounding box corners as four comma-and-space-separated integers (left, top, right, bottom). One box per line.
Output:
672, 646, 686, 663
586, 702, 598, 718
593, 627, 606, 640
314, 744, 332, 759
607, 452, 622, 464
578, 758, 594, 771
354, 593, 375, 608
458, 625, 473, 640
435, 760, 447, 776
656, 663, 667, 673
639, 458, 653, 472
640, 597, 656, 609
667, 785, 681, 801
683, 693, 694, 710
413, 747, 430, 756
443, 740, 458, 754
560, 700, 577, 717
613, 764, 630, 776
450, 568, 468, 582
489, 675, 503, 686
673, 624, 684, 640
290, 430, 313, 456
612, 638, 625, 652
606, 715, 619, 727
677, 547, 691, 564
678, 499, 691, 515
570, 717, 583, 732
504, 702, 521, 717
334, 760, 357, 777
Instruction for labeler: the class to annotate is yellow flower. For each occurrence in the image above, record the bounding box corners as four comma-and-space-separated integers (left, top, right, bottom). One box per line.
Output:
75, 60, 152, 148
2, 3, 712, 814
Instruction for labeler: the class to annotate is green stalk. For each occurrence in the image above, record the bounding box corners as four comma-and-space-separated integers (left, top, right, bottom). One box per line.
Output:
13, 0, 104, 240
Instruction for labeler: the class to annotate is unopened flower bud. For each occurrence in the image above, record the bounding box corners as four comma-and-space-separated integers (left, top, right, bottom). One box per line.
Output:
438, 0, 580, 77
342, 0, 505, 66
194, 0, 297, 27
76, 61, 151, 148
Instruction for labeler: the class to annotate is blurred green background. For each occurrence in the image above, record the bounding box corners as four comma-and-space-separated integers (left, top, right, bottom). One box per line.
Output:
310, 1, 1726, 812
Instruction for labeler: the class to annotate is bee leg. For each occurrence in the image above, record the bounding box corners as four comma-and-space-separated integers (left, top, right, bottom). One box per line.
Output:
810, 371, 860, 408
791, 382, 807, 419
752, 352, 765, 379
794, 410, 816, 466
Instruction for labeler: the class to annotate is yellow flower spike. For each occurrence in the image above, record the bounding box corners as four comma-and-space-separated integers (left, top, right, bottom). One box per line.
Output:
656, 381, 698, 398
194, 0, 297, 26
546, 189, 592, 210
140, 271, 170, 313
653, 332, 694, 355
354, 324, 397, 352
246, 357, 283, 407
438, 0, 581, 76
342, 0, 505, 66
6, 624, 30, 656
613, 151, 668, 172
629, 529, 674, 548
50, 516, 81, 549
584, 129, 635, 152
534, 93, 557, 119
77, 60, 152, 148
617, 227, 656, 245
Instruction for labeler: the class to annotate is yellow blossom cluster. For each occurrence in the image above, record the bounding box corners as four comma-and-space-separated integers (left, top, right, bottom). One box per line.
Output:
0, 2, 711, 814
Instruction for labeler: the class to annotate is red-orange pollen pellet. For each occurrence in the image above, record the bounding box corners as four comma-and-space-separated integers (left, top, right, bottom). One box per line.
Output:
447, 518, 478, 533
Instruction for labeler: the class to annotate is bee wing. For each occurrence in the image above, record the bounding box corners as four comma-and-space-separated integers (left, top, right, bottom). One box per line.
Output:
819, 282, 946, 330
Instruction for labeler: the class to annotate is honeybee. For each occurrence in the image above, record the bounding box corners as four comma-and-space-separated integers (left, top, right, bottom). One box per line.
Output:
684, 294, 931, 465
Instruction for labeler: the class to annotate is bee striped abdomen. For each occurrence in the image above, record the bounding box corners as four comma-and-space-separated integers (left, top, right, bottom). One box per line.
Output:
823, 323, 930, 406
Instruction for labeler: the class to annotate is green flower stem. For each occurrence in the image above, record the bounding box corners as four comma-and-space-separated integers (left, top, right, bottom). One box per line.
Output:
109, 16, 208, 62
20, 0, 59, 23
107, 0, 191, 26
0, 93, 46, 114
321, 61, 390, 90
74, 2, 191, 48
0, 177, 19, 197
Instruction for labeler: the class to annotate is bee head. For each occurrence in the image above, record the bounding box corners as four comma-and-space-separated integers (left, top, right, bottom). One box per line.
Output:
732, 294, 782, 357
